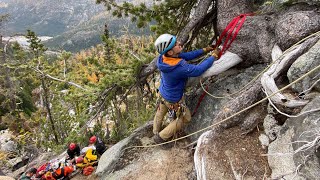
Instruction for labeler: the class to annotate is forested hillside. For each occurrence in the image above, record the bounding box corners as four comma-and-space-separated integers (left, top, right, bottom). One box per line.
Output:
1, 0, 320, 179
1, 0, 150, 52
0, 24, 157, 176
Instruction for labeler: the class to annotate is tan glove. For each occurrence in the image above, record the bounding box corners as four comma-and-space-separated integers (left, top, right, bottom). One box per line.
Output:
203, 46, 214, 53
211, 48, 220, 59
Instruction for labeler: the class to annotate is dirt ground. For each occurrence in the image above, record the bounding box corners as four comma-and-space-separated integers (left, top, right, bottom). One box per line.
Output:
103, 138, 195, 180
72, 126, 270, 180
203, 126, 271, 179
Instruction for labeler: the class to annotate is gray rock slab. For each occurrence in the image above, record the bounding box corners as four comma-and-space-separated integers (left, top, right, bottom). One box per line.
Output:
186, 64, 266, 141
95, 121, 153, 176
275, 10, 320, 50
287, 97, 320, 179
288, 40, 320, 93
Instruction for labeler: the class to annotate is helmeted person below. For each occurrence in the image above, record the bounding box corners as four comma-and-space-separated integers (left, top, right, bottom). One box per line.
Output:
89, 136, 107, 156
66, 143, 80, 162
153, 34, 220, 146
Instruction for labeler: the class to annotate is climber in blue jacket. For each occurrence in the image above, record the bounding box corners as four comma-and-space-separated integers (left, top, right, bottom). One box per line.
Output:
153, 34, 220, 147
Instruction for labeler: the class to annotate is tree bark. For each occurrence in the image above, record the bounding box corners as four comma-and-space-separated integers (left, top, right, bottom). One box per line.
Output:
137, 56, 158, 85
178, 0, 213, 44
212, 79, 263, 131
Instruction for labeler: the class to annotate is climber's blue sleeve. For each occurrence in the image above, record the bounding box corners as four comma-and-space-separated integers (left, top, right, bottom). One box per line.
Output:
178, 49, 205, 61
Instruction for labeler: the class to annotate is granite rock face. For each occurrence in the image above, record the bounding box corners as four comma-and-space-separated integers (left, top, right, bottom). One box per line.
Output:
267, 97, 320, 179
288, 40, 320, 93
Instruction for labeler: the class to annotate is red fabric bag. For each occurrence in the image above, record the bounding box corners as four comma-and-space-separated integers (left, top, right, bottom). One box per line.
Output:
82, 166, 94, 176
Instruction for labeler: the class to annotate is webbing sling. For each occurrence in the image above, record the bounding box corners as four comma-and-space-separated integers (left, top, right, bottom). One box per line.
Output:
214, 13, 254, 57
192, 13, 253, 117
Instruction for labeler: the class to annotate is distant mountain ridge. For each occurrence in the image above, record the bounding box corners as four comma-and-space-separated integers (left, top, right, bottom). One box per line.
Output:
1, 0, 105, 36
1, 0, 150, 52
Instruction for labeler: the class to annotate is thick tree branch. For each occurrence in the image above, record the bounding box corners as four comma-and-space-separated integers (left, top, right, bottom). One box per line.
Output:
184, 9, 217, 48
137, 56, 158, 84
178, 0, 213, 44
261, 36, 319, 108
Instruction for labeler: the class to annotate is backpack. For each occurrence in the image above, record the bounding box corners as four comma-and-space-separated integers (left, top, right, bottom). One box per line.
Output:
95, 137, 106, 155
83, 148, 98, 164
82, 166, 94, 176
36, 163, 49, 176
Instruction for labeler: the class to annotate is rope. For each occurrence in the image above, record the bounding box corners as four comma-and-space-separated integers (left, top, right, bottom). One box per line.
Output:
200, 30, 320, 99
123, 64, 320, 150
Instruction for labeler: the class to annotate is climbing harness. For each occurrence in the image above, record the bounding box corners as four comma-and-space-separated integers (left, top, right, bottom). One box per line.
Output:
158, 96, 186, 121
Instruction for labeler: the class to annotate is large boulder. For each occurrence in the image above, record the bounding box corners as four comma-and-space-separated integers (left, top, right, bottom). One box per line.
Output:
287, 40, 320, 93
275, 10, 320, 50
102, 146, 193, 180
218, 0, 275, 65
217, 2, 320, 66
1, 141, 17, 153
268, 127, 301, 179
186, 64, 266, 141
96, 121, 153, 176
288, 97, 320, 179
0, 130, 12, 144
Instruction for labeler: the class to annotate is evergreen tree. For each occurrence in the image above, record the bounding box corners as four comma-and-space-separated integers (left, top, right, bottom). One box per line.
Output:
96, 0, 215, 48
101, 23, 115, 63
26, 30, 59, 144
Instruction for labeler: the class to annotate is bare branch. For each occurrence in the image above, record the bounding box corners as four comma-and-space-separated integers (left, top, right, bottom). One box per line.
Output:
261, 36, 319, 108
32, 67, 90, 91
137, 56, 158, 84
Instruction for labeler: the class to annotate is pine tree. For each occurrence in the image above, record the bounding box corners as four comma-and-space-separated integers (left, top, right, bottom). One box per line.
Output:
101, 23, 115, 63
96, 0, 215, 48
26, 30, 59, 144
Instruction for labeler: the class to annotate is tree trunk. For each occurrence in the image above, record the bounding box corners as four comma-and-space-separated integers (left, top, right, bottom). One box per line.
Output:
212, 79, 263, 131
178, 0, 213, 44
41, 78, 59, 144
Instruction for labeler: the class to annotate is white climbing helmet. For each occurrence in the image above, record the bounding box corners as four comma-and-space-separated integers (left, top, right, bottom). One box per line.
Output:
154, 34, 176, 55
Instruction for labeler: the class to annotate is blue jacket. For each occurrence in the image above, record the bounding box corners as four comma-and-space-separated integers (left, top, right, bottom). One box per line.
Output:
157, 49, 215, 103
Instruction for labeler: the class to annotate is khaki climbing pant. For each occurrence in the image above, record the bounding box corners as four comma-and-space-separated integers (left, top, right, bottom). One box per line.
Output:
153, 96, 191, 140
